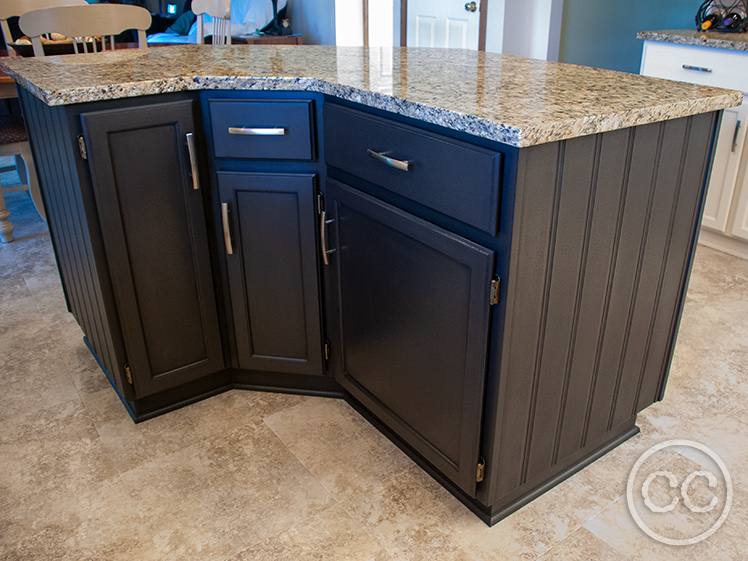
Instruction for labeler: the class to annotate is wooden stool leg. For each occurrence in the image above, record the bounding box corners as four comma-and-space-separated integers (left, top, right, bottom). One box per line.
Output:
0, 182, 14, 243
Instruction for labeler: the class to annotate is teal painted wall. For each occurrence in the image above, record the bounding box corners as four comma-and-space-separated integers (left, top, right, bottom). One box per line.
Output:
559, 0, 698, 73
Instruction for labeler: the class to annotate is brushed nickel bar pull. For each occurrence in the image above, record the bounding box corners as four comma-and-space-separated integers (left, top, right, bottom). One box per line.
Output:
682, 64, 712, 73
221, 202, 233, 255
228, 127, 287, 136
320, 210, 336, 265
733, 120, 742, 152
185, 133, 200, 190
367, 149, 413, 172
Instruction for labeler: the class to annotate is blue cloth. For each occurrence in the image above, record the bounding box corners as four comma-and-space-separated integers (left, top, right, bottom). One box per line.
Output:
147, 0, 287, 43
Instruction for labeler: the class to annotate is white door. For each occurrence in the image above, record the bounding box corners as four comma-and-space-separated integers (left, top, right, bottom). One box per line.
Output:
407, 0, 481, 49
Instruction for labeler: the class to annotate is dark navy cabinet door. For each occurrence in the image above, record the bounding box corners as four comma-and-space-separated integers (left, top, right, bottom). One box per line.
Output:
327, 178, 496, 497
81, 100, 224, 398
218, 172, 324, 375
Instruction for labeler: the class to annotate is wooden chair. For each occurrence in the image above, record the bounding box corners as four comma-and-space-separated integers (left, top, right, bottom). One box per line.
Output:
0, 116, 45, 242
1, 0, 87, 57
19, 4, 152, 56
192, 0, 231, 45
0, 3, 94, 240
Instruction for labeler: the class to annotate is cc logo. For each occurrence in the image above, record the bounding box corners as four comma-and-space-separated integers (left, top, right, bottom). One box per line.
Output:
626, 440, 732, 546
641, 469, 719, 513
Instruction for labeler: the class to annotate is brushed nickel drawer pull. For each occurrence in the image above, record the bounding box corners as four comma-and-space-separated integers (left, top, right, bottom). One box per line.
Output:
367, 149, 414, 172
228, 127, 287, 136
320, 210, 336, 265
185, 133, 200, 190
221, 202, 233, 255
682, 64, 712, 73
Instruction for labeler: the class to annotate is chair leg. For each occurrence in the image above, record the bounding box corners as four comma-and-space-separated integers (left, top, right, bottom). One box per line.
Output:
0, 181, 14, 243
19, 142, 46, 222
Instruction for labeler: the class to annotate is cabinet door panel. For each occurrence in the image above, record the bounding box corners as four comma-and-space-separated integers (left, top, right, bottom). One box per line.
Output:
701, 100, 748, 233
82, 100, 223, 397
328, 179, 495, 496
218, 172, 323, 375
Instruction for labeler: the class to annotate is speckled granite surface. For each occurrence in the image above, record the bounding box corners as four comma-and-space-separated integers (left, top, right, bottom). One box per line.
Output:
0, 45, 741, 147
638, 29, 748, 52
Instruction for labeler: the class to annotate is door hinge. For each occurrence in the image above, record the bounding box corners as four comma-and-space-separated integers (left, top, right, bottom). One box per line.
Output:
77, 134, 88, 160
490, 277, 501, 306
476, 457, 486, 483
324, 340, 331, 361
124, 363, 133, 385
317, 192, 325, 215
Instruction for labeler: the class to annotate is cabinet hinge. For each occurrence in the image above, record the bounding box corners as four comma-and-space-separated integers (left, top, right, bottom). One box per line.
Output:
124, 363, 133, 385
490, 277, 501, 306
317, 193, 325, 215
77, 134, 88, 160
324, 340, 331, 361
476, 457, 486, 483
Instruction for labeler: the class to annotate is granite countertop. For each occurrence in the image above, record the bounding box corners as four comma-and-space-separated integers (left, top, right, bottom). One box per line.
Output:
0, 45, 741, 148
638, 29, 748, 52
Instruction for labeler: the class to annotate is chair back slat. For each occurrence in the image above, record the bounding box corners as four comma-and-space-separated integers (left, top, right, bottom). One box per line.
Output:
192, 0, 231, 45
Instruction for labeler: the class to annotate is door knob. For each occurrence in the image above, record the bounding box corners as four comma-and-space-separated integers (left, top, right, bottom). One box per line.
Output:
465, 1, 477, 12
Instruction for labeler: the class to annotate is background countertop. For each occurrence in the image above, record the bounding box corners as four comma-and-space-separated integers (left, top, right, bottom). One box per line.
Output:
637, 29, 748, 52
1, 45, 741, 148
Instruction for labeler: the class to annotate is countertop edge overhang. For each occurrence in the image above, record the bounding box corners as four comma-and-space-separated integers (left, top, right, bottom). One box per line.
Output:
1, 45, 743, 148
638, 29, 748, 52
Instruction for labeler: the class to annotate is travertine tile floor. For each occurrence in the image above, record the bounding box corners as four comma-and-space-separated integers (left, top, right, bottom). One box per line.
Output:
0, 186, 746, 560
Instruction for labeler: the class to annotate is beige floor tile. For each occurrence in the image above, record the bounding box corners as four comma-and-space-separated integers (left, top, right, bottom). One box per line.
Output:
230, 504, 393, 561
264, 398, 415, 500
0, 478, 160, 561
82, 388, 310, 474
584, 490, 719, 561
0, 399, 119, 513
340, 466, 475, 561
118, 422, 334, 561
0, 346, 80, 423
699, 487, 748, 560
678, 410, 748, 489
538, 527, 631, 560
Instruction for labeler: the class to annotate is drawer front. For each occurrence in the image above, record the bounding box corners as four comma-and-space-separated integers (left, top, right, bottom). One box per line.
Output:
209, 99, 314, 160
641, 41, 748, 93
324, 104, 502, 235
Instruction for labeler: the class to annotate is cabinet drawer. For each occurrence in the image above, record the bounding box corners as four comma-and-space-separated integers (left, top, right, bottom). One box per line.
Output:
324, 104, 502, 235
641, 41, 748, 93
209, 99, 315, 160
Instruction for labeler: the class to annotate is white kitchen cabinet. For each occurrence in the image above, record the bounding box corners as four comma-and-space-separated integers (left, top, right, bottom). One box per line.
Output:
641, 39, 748, 259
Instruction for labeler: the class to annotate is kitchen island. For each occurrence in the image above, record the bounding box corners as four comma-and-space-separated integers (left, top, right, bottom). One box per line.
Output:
0, 45, 741, 525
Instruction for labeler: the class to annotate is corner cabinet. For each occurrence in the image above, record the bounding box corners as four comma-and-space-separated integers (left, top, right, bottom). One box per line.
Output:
640, 40, 748, 259
80, 100, 224, 397
202, 94, 329, 382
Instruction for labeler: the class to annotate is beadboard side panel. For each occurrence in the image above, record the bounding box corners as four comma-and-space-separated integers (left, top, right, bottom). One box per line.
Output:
487, 112, 718, 511
19, 88, 128, 398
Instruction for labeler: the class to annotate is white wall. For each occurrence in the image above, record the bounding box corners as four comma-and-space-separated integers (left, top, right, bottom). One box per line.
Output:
484, 0, 505, 54
287, 0, 337, 45
335, 0, 364, 46
368, 0, 393, 47
293, 0, 563, 58
486, 0, 563, 60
